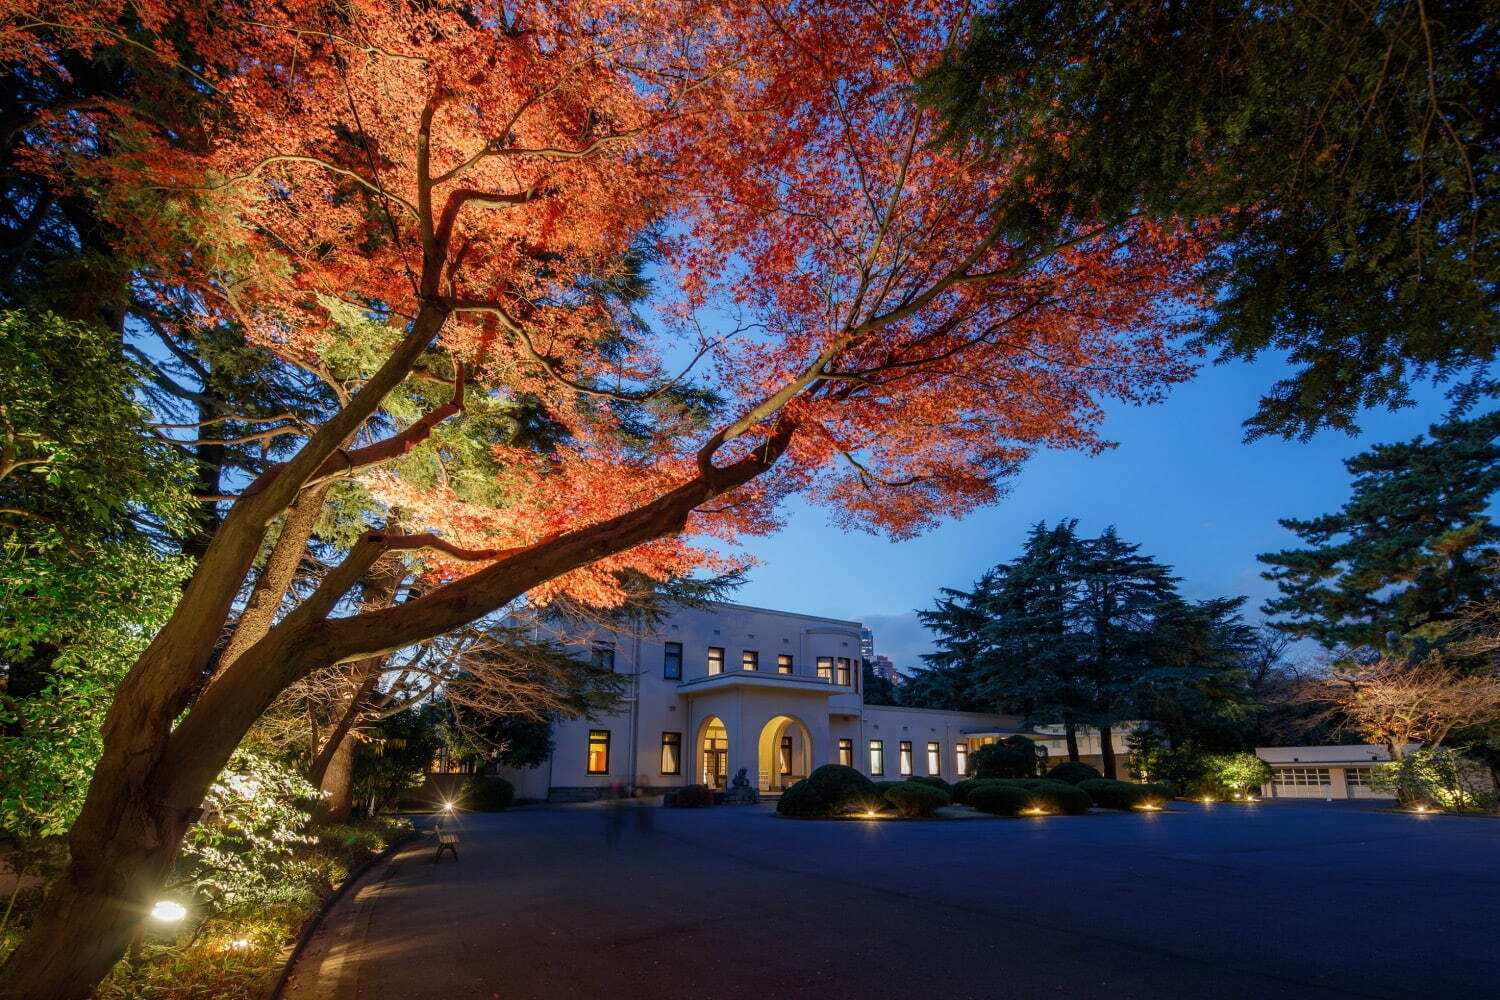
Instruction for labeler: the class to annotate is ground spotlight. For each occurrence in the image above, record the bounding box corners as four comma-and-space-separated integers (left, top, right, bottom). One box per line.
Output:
150, 900, 186, 923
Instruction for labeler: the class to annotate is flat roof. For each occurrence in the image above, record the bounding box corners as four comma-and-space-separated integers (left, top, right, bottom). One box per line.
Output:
707, 600, 862, 630
1256, 745, 1403, 765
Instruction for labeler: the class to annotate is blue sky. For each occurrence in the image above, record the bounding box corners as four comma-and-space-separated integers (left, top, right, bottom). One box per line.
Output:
724, 357, 1466, 672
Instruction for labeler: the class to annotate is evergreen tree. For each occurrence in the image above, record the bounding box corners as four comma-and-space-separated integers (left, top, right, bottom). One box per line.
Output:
1259, 411, 1500, 653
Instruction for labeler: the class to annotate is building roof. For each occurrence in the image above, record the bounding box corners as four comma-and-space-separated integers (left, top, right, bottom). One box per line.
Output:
1255, 745, 1410, 766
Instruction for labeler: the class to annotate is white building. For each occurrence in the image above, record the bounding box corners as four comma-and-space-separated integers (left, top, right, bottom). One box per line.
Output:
496, 602, 1130, 800
1255, 745, 1402, 800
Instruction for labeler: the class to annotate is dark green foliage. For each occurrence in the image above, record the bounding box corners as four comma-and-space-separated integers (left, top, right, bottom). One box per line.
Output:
1080, 779, 1172, 810
462, 776, 515, 812
673, 784, 715, 808
907, 775, 952, 795
1259, 412, 1500, 654
883, 781, 951, 818
949, 778, 984, 805
774, 779, 827, 818
805, 764, 879, 813
919, 0, 1497, 440
969, 737, 1044, 779
862, 658, 899, 706
960, 778, 1093, 815
966, 783, 1031, 817
1046, 762, 1102, 785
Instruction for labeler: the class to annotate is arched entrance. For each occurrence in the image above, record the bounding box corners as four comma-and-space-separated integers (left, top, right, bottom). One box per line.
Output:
757, 715, 812, 792
698, 716, 729, 789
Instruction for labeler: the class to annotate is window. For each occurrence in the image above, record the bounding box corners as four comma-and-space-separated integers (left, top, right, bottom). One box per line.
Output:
869, 739, 885, 776
660, 732, 682, 775
836, 657, 851, 685
1273, 767, 1331, 787
590, 644, 615, 671
587, 730, 611, 774
742, 649, 759, 671
707, 646, 725, 675
663, 642, 682, 680
899, 741, 913, 777
955, 743, 968, 777
816, 656, 834, 681
926, 742, 941, 776
1345, 766, 1374, 788
838, 738, 853, 767
777, 653, 794, 674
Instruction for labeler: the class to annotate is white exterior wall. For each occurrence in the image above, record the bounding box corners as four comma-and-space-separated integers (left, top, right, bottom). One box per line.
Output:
500, 602, 1036, 799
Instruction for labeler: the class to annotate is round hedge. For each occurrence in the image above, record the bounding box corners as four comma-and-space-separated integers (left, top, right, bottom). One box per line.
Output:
966, 783, 1031, 816
883, 781, 951, 817
1079, 778, 1172, 810
908, 775, 952, 795
674, 783, 715, 808
463, 775, 515, 812
775, 778, 829, 818
806, 764, 879, 813
1045, 761, 1103, 785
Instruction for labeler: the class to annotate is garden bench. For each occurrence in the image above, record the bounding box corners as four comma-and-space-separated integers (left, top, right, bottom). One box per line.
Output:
433, 825, 459, 862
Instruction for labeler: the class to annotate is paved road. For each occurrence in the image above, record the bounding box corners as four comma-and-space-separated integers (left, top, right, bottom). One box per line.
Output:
285, 800, 1497, 1000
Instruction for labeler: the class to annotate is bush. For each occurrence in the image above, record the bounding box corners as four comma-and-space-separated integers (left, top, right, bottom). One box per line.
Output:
966, 783, 1031, 816
1019, 780, 1092, 815
806, 764, 879, 813
969, 736, 1044, 778
1371, 747, 1496, 811
883, 781, 951, 817
776, 779, 829, 818
673, 784, 715, 808
1080, 778, 1172, 810
908, 775, 952, 795
1046, 761, 1103, 785
950, 778, 992, 804
1201, 753, 1272, 796
463, 775, 515, 812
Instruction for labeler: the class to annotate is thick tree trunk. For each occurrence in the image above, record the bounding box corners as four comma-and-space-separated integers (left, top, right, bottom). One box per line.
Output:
1099, 725, 1117, 779
317, 733, 358, 825
1063, 720, 1080, 762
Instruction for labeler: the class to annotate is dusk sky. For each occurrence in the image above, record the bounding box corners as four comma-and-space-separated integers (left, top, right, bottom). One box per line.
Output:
726, 356, 1466, 673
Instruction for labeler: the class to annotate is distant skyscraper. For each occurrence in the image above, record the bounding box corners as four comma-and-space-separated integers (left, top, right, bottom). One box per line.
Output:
871, 654, 901, 686
859, 626, 875, 662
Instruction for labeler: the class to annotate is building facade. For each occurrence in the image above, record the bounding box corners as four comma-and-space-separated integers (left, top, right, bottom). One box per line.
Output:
497, 602, 1128, 801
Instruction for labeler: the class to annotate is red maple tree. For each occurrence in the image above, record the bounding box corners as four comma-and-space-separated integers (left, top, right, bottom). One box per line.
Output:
0, 2, 1212, 994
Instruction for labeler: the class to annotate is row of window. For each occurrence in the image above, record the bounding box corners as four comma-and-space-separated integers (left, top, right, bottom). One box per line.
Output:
659, 642, 853, 684
586, 732, 971, 779
1273, 767, 1331, 786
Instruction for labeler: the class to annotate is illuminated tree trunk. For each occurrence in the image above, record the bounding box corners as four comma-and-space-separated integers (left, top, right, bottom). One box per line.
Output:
317, 735, 358, 825
1098, 725, 1117, 779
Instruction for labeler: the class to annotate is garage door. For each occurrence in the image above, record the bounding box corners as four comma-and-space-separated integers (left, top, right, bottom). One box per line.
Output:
1272, 767, 1331, 798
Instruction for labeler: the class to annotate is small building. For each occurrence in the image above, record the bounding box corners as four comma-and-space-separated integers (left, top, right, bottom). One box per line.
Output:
490, 601, 1128, 800
1255, 745, 1400, 800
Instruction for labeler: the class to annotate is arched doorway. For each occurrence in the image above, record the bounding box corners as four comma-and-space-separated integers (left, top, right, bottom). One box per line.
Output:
757, 715, 812, 792
699, 717, 729, 789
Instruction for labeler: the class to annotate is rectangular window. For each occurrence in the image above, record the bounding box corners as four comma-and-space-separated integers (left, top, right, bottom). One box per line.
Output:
838, 738, 854, 767
1273, 767, 1331, 787
955, 743, 968, 777
817, 656, 834, 682
927, 742, 941, 776
660, 732, 682, 775
777, 653, 794, 674
707, 646, 725, 675
836, 657, 851, 686
663, 641, 682, 680
869, 739, 885, 776
1346, 767, 1373, 788
899, 741, 913, 777
742, 649, 759, 671
587, 730, 611, 774
590, 644, 615, 671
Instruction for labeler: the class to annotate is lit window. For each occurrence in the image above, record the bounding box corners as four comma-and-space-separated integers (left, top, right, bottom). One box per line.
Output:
707, 646, 725, 675
899, 741, 913, 777
926, 742, 940, 776
816, 656, 834, 681
1273, 767, 1331, 787
869, 739, 885, 776
660, 732, 682, 775
955, 743, 968, 777
838, 738, 853, 767
590, 644, 615, 671
777, 653, 794, 674
742, 649, 759, 671
663, 642, 682, 680
836, 657, 851, 686
587, 730, 611, 775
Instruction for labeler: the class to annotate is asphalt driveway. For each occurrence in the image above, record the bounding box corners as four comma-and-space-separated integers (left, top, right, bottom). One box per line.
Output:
284, 800, 1497, 1000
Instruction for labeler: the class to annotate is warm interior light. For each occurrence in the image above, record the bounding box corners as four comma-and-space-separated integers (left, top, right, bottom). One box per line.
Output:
150, 900, 186, 923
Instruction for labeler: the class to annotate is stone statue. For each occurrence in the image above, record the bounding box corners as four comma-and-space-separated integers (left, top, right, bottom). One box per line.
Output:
724, 767, 759, 804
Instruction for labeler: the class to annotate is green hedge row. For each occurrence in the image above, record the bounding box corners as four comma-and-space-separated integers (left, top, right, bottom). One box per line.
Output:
1078, 778, 1173, 810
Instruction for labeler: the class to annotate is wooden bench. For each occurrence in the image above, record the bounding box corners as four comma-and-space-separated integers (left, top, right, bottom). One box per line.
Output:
433, 826, 459, 862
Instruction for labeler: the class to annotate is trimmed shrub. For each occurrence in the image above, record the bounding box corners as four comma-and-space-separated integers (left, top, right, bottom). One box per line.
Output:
908, 775, 952, 795
950, 777, 994, 805
673, 784, 715, 808
1046, 761, 1103, 785
1201, 753, 1273, 797
967, 783, 1031, 816
806, 764, 879, 813
463, 775, 515, 812
1080, 778, 1172, 810
884, 781, 951, 817
969, 736, 1043, 778
776, 779, 829, 818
